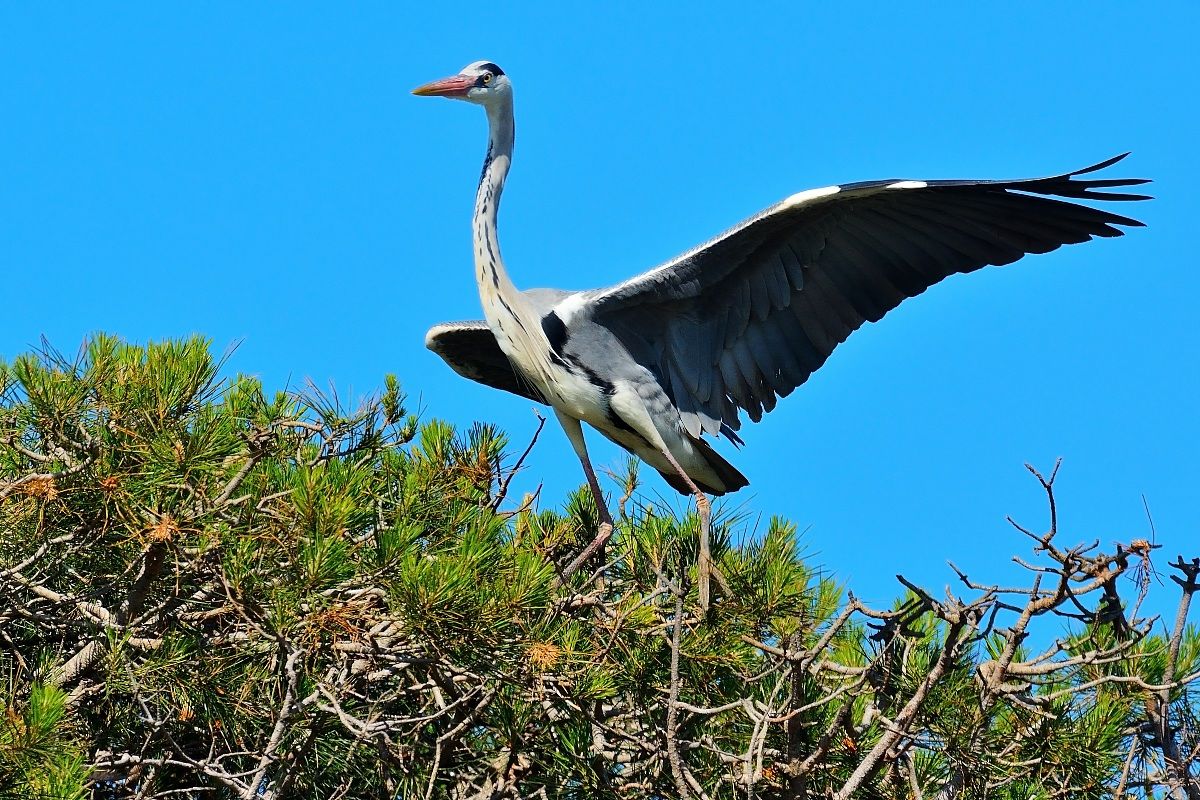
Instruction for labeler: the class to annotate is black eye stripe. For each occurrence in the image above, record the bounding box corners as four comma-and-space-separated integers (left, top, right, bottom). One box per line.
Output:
476, 62, 504, 76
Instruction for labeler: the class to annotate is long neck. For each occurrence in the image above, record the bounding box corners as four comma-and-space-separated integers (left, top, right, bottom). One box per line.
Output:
470, 98, 556, 385
473, 100, 525, 317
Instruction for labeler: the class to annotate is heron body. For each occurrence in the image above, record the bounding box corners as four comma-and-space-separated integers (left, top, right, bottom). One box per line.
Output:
424, 62, 749, 500
414, 61, 1149, 604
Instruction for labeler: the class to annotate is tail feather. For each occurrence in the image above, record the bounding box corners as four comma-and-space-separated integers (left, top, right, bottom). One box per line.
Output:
656, 436, 749, 497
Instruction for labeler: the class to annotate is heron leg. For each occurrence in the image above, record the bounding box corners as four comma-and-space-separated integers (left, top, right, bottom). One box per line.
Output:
555, 411, 615, 579
655, 447, 728, 611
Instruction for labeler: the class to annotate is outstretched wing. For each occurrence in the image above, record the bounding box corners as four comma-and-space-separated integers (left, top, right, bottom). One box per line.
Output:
425, 321, 548, 404
585, 154, 1150, 440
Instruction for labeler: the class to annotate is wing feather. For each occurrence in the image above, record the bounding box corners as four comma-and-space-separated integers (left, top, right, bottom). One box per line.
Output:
754, 313, 808, 395
802, 267, 864, 339
779, 246, 806, 291
425, 322, 547, 405
787, 290, 839, 364
765, 254, 792, 310
575, 156, 1148, 437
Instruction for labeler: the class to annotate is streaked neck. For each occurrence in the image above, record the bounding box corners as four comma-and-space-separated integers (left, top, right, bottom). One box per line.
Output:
470, 98, 559, 387
473, 101, 519, 304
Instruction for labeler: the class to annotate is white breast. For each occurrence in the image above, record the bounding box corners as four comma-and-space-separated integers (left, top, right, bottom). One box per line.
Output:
478, 289, 608, 425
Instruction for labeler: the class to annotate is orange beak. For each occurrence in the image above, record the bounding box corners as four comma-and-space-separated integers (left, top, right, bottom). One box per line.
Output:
412, 74, 473, 98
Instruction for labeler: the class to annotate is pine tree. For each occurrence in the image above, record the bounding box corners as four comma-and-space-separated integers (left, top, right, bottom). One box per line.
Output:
1, 335, 1196, 798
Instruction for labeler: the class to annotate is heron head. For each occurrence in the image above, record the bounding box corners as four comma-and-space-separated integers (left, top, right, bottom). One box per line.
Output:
412, 61, 511, 106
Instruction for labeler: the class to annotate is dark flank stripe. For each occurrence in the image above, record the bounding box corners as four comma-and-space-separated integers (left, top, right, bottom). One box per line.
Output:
566, 356, 612, 395
541, 311, 568, 357
607, 409, 643, 438
559, 355, 642, 438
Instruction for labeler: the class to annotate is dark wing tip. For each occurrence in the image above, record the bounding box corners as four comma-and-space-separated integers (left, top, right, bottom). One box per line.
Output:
980, 153, 1151, 232
1038, 152, 1153, 202
1071, 151, 1131, 175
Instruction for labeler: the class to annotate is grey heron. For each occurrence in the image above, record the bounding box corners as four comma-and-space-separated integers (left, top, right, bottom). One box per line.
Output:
413, 60, 1148, 607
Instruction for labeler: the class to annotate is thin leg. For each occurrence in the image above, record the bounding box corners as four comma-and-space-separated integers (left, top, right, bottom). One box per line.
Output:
655, 447, 727, 610
556, 411, 615, 579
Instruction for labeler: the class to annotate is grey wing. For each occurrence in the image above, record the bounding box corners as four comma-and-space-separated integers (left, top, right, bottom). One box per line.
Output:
425, 321, 548, 405
585, 154, 1150, 440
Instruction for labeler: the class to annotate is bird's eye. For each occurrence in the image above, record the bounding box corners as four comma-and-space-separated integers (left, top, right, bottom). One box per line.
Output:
481, 72, 493, 85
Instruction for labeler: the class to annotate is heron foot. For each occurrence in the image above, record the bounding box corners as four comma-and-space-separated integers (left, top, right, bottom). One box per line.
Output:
561, 520, 614, 580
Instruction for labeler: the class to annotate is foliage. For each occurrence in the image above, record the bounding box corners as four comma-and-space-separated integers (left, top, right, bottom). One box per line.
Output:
0, 335, 1197, 799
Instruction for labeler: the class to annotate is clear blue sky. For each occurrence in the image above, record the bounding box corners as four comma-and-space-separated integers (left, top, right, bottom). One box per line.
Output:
2, 4, 1196, 609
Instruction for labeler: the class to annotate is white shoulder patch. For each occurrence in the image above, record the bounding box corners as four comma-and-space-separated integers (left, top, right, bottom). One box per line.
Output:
886, 180, 928, 190
780, 185, 841, 210
553, 293, 591, 325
